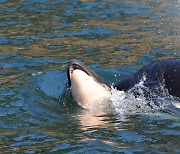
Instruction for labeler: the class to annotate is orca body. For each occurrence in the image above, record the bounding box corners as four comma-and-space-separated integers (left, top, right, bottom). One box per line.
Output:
67, 59, 180, 108
114, 59, 180, 98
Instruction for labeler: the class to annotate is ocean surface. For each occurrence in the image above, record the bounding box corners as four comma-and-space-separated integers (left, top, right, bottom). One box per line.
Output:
0, 0, 180, 153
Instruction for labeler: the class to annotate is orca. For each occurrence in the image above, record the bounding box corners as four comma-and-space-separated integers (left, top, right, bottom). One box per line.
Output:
67, 59, 111, 108
67, 59, 180, 108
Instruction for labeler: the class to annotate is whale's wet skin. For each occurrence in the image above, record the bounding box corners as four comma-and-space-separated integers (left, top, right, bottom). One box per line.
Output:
1, 0, 180, 152
67, 59, 180, 113
67, 59, 111, 109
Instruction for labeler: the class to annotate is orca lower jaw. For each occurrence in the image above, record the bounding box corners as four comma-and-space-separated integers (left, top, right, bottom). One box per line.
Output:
67, 59, 111, 108
70, 69, 111, 108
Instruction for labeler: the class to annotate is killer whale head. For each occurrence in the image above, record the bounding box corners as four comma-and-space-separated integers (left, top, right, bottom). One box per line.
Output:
67, 59, 111, 108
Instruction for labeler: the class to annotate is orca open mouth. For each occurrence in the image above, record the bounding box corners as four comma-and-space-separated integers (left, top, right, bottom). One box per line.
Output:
67, 59, 111, 88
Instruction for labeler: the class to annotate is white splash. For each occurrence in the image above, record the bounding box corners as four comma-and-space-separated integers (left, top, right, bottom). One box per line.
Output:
32, 71, 43, 76
110, 74, 178, 115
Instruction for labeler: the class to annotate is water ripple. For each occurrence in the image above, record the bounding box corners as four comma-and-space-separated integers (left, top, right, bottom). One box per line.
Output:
0, 0, 180, 152
40, 26, 131, 38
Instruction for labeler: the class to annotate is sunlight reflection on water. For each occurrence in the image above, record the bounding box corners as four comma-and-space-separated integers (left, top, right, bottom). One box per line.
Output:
0, 0, 180, 153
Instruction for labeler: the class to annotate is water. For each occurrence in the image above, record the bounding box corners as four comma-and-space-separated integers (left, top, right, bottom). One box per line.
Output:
0, 0, 180, 153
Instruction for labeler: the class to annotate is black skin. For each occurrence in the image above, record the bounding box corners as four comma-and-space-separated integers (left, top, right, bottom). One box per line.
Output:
114, 59, 180, 98
68, 59, 180, 98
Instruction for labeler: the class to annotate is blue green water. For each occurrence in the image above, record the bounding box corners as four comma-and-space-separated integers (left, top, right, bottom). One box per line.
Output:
0, 0, 180, 153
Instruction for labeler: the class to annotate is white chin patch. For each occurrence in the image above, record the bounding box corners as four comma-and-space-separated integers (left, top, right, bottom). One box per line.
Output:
70, 69, 111, 109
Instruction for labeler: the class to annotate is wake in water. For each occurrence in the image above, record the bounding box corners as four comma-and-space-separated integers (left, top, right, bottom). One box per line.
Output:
110, 75, 180, 115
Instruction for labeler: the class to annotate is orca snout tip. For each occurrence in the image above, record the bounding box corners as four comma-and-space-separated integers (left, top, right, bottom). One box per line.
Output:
67, 59, 85, 86
68, 59, 81, 66
68, 59, 87, 72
